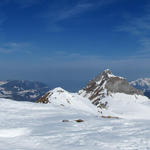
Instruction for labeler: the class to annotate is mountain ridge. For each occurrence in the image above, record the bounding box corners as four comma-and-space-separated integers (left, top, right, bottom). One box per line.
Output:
0, 80, 50, 102
78, 69, 143, 108
36, 69, 149, 119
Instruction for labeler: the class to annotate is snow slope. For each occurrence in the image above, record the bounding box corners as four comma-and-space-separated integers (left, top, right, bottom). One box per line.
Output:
37, 87, 99, 115
101, 93, 150, 120
36, 87, 150, 119
1, 98, 150, 150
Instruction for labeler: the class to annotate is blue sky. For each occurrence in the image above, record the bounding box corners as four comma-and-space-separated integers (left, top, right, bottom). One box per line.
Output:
0, 0, 150, 91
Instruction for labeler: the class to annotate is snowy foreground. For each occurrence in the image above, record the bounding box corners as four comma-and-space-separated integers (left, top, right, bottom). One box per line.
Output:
1, 98, 150, 150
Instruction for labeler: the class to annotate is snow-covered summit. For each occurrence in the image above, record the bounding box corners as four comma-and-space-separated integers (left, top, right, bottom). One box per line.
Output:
37, 87, 99, 115
79, 69, 143, 108
95, 69, 119, 81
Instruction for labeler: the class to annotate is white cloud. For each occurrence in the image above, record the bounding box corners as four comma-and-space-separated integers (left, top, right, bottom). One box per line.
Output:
0, 42, 32, 54
33, 51, 150, 82
41, 50, 150, 70
40, 0, 118, 31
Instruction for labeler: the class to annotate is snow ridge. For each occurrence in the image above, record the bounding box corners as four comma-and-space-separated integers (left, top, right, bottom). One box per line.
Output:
37, 87, 99, 115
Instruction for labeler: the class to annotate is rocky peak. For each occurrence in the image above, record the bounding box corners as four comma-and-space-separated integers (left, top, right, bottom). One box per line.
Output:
94, 69, 110, 82
79, 69, 143, 108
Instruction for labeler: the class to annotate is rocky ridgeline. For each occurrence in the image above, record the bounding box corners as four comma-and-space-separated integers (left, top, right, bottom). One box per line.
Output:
78, 69, 143, 108
37, 70, 144, 110
36, 70, 150, 120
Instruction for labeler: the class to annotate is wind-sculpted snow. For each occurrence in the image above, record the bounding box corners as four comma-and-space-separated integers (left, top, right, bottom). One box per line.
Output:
1, 98, 150, 150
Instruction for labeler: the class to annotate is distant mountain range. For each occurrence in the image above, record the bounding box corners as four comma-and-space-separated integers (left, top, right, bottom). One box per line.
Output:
130, 78, 150, 98
0, 80, 49, 102
0, 74, 150, 102
0, 70, 149, 119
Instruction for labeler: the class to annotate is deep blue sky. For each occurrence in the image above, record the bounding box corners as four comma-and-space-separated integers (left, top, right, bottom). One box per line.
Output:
0, 0, 150, 91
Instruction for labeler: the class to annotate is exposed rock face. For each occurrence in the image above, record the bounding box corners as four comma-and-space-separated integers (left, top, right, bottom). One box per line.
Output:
105, 77, 143, 95
36, 88, 65, 104
79, 69, 143, 107
36, 92, 50, 104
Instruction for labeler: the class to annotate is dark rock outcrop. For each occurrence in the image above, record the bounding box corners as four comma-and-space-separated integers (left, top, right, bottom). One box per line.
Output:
36, 92, 50, 104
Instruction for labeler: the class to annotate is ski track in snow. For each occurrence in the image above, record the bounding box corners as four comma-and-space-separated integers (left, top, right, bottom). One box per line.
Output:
0, 98, 150, 150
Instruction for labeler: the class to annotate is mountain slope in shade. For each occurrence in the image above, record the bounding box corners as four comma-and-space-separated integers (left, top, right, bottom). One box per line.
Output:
0, 80, 49, 102
78, 69, 143, 108
130, 78, 150, 98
